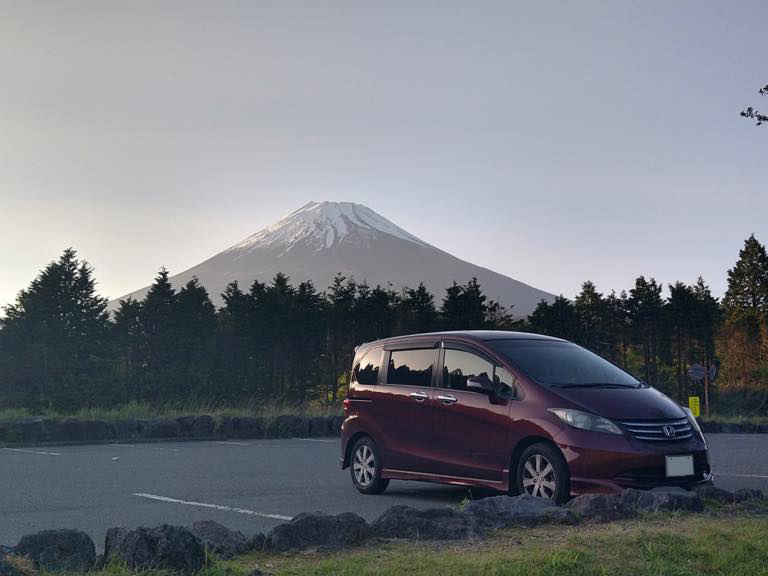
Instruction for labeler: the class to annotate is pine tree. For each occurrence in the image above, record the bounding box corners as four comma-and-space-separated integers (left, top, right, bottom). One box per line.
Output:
627, 276, 664, 385
397, 283, 438, 335
0, 249, 111, 410
719, 235, 768, 399
440, 278, 487, 330
723, 234, 768, 314
574, 281, 604, 352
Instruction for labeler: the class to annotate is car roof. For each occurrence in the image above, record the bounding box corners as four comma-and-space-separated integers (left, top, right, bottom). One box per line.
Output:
357, 330, 566, 352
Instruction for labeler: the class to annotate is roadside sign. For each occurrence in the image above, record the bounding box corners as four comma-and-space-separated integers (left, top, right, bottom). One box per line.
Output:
688, 363, 705, 381
688, 396, 700, 418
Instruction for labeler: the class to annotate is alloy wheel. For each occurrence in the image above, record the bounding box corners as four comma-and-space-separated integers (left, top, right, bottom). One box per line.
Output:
522, 453, 557, 499
353, 444, 376, 487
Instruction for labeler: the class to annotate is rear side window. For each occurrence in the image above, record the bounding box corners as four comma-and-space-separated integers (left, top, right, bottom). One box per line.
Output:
387, 349, 434, 387
353, 348, 382, 385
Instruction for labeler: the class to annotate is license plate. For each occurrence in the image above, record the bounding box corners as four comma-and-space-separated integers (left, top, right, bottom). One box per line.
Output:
665, 455, 694, 477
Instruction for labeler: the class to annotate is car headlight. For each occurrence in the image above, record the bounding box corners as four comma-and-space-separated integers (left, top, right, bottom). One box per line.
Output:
548, 408, 622, 435
683, 407, 705, 441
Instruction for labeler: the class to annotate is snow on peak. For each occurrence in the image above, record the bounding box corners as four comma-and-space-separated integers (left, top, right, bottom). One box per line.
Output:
228, 201, 431, 253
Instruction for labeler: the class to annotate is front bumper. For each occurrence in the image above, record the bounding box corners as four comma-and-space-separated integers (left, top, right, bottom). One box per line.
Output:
555, 426, 711, 495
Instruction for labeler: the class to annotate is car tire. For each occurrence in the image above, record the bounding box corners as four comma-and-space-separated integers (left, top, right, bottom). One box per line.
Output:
515, 442, 570, 504
350, 436, 390, 494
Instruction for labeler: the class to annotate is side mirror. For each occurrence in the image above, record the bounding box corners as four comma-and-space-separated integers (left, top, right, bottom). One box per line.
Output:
466, 375, 495, 395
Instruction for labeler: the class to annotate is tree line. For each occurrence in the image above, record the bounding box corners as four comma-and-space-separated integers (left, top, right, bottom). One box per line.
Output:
1, 234, 767, 415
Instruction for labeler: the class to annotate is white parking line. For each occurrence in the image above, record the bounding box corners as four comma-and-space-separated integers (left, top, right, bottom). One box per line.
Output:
715, 472, 768, 479
294, 438, 336, 443
211, 441, 251, 446
2, 448, 61, 456
133, 493, 293, 521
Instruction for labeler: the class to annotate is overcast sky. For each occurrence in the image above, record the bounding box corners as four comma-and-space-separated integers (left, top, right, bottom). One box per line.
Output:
1, 0, 766, 309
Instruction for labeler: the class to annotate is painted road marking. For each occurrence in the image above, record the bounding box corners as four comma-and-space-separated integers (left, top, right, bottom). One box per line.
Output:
108, 444, 179, 452
3, 448, 61, 456
212, 441, 251, 446
134, 493, 293, 521
295, 438, 336, 443
715, 472, 768, 479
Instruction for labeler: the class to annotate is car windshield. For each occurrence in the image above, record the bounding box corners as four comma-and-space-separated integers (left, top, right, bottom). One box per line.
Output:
487, 339, 641, 388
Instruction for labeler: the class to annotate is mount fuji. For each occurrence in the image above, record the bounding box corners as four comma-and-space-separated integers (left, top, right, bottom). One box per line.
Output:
114, 201, 554, 316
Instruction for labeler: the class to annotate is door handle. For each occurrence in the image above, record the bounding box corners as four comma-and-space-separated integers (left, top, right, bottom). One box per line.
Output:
409, 391, 429, 402
437, 394, 458, 405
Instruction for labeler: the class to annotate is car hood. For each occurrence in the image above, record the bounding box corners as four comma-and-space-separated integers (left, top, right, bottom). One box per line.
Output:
550, 385, 686, 420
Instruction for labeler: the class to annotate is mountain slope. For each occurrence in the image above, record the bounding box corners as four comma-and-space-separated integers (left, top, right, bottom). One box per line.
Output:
114, 201, 554, 316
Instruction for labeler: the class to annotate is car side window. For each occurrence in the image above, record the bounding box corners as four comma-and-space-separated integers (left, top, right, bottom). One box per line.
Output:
387, 349, 434, 387
353, 348, 382, 385
494, 365, 520, 399
442, 349, 494, 391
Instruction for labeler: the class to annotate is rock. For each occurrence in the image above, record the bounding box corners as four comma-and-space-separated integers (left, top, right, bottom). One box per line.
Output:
7, 421, 44, 444
308, 416, 333, 437
692, 484, 736, 504
216, 417, 234, 438
465, 495, 576, 528
267, 512, 368, 552
15, 529, 96, 572
0, 556, 31, 576
699, 420, 721, 433
266, 415, 309, 438
567, 493, 635, 522
622, 487, 704, 513
330, 415, 345, 435
46, 420, 111, 442
371, 505, 480, 541
233, 417, 264, 439
733, 488, 764, 502
250, 533, 266, 552
111, 420, 140, 439
146, 419, 181, 438
190, 416, 215, 438
720, 423, 745, 434
189, 521, 248, 559
177, 416, 196, 436
104, 525, 205, 573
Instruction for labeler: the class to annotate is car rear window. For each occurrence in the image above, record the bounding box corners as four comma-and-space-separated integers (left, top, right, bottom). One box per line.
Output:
353, 347, 381, 385
487, 339, 639, 388
387, 349, 434, 387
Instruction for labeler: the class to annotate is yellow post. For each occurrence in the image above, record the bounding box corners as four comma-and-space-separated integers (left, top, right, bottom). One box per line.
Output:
688, 396, 700, 418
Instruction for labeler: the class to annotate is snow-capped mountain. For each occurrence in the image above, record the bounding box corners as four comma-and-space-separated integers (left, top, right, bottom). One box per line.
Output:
114, 201, 554, 315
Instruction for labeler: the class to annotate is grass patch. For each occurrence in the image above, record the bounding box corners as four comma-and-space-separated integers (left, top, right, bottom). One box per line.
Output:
225, 514, 768, 576
0, 400, 341, 423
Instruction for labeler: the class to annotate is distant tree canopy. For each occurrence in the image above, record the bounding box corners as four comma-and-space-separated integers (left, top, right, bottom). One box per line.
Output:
1, 235, 768, 415
741, 83, 768, 126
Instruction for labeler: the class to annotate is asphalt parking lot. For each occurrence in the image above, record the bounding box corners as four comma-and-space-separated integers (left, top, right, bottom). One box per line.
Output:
0, 433, 765, 549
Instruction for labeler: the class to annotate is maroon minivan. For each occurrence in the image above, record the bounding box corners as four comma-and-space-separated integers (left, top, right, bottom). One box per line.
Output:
340, 331, 711, 502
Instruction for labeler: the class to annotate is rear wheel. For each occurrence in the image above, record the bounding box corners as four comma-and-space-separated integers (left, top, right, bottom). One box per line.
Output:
350, 437, 389, 494
515, 442, 570, 504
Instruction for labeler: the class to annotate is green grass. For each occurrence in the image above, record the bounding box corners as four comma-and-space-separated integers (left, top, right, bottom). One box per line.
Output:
701, 413, 768, 426
0, 400, 341, 423
221, 514, 768, 576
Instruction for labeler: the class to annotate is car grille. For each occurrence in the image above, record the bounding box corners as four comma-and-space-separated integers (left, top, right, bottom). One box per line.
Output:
618, 417, 693, 441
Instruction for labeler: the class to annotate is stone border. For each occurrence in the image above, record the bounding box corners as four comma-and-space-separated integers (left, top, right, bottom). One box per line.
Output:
1, 414, 765, 448
0, 414, 344, 447
1, 485, 764, 575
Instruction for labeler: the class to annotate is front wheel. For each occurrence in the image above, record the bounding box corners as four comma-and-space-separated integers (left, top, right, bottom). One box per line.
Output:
515, 442, 570, 504
350, 437, 389, 494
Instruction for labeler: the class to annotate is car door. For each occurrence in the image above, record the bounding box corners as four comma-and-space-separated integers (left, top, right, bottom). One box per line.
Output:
366, 343, 440, 474
430, 341, 513, 482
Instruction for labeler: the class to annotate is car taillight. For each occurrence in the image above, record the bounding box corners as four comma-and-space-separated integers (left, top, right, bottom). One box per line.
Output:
343, 398, 350, 416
